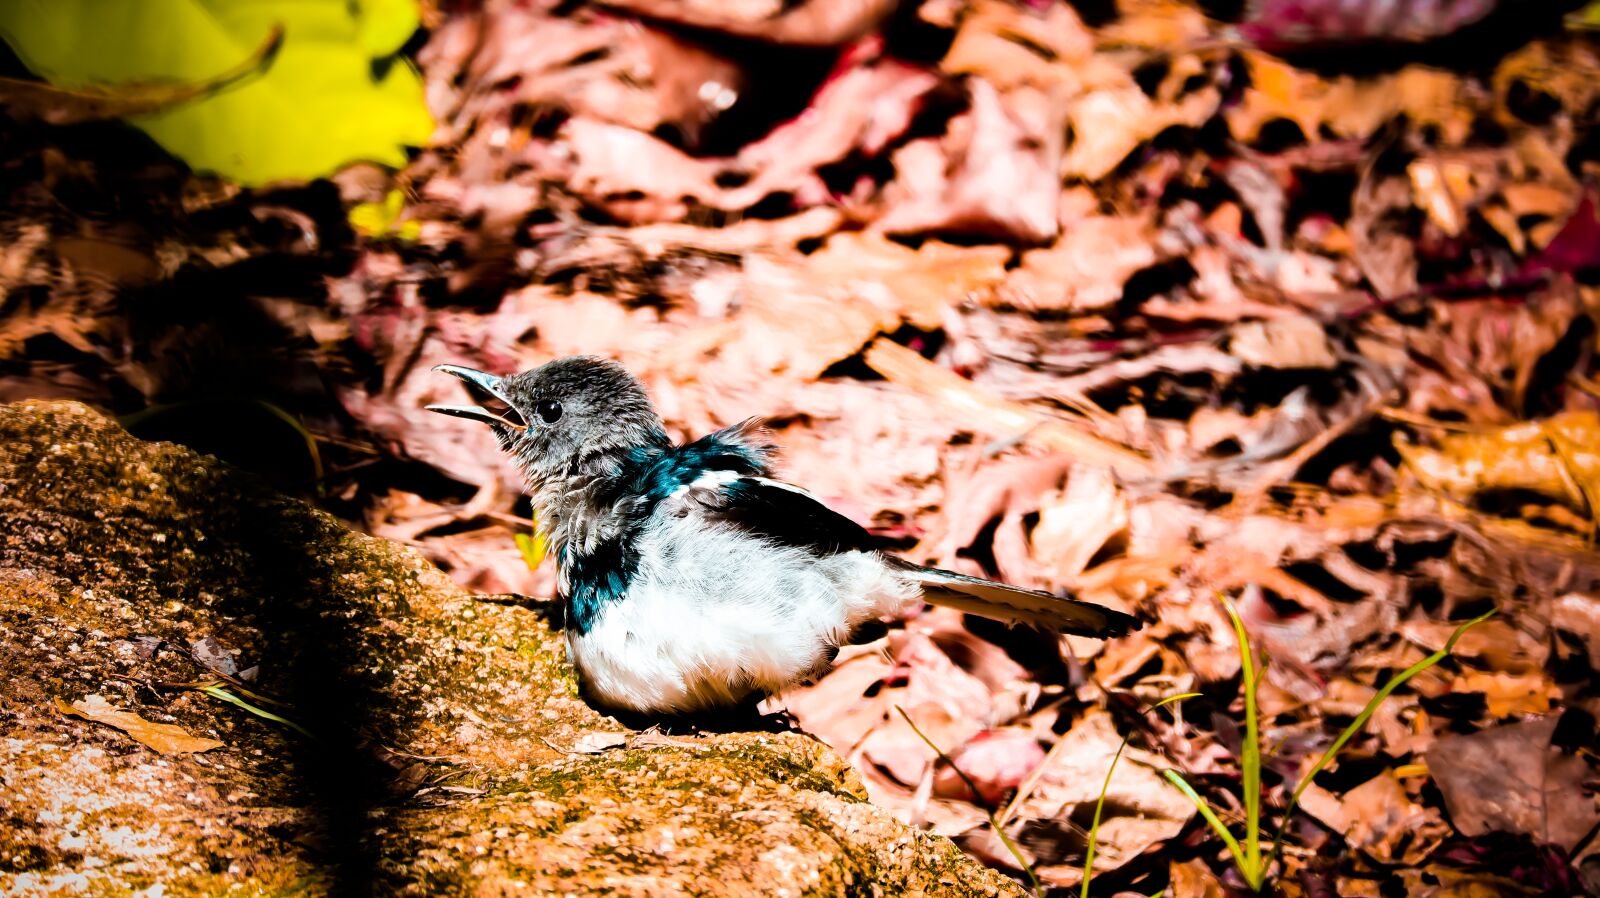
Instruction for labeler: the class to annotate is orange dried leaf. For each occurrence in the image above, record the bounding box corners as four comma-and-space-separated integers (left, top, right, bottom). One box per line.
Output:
56, 695, 224, 754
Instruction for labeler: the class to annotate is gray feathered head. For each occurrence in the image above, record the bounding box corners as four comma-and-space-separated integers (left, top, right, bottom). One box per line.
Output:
427, 356, 669, 479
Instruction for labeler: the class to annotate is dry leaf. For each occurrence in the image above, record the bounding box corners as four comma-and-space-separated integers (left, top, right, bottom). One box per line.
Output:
1427, 715, 1600, 854
1228, 315, 1338, 370
1396, 411, 1600, 510
1450, 670, 1562, 719
56, 695, 225, 754
1338, 771, 1449, 865
1012, 712, 1194, 873
1228, 51, 1475, 146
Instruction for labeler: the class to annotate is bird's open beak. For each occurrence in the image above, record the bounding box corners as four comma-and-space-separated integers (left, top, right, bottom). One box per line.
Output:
426, 365, 528, 431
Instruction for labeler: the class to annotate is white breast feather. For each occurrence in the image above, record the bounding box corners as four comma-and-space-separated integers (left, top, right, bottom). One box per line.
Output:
566, 509, 916, 714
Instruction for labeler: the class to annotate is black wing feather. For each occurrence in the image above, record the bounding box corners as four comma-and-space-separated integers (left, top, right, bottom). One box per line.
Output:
676, 476, 876, 556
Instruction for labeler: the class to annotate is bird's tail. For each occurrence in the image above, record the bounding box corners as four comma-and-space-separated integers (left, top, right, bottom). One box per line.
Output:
886, 557, 1141, 638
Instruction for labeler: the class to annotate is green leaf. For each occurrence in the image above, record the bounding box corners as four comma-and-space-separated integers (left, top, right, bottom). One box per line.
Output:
1218, 593, 1264, 887
0, 0, 433, 186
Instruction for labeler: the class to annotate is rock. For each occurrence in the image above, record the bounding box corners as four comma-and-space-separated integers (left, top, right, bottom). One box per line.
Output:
0, 401, 1023, 898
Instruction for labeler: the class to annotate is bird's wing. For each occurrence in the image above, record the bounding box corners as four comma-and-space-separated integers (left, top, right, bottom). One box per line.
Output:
662, 471, 877, 556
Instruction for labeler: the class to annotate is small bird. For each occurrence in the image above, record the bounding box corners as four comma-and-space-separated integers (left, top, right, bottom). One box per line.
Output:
429, 356, 1140, 718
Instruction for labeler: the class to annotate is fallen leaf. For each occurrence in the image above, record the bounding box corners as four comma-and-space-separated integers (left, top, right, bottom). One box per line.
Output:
189, 636, 240, 677
1396, 411, 1600, 511
999, 215, 1159, 312
1167, 857, 1227, 898
1337, 771, 1449, 865
1011, 711, 1194, 873
932, 728, 1045, 806
1228, 315, 1338, 370
878, 78, 1067, 244
56, 695, 225, 754
1227, 51, 1474, 147
1450, 670, 1562, 719
599, 0, 898, 47
1551, 592, 1600, 671
1239, 0, 1499, 49
1427, 715, 1600, 853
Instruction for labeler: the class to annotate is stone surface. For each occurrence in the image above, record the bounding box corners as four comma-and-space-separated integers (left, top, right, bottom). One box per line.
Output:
0, 401, 1024, 898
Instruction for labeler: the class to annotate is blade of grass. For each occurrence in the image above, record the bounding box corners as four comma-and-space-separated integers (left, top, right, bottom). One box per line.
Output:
1218, 594, 1263, 888
1266, 609, 1495, 871
1163, 768, 1252, 880
897, 706, 1042, 896
1082, 739, 1127, 898
1081, 694, 1198, 898
200, 684, 318, 741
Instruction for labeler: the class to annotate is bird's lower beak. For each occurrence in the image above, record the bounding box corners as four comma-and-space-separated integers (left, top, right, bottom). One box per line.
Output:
426, 365, 527, 430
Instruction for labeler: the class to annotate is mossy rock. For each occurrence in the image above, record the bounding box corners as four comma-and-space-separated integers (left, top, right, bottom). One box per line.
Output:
0, 401, 1024, 898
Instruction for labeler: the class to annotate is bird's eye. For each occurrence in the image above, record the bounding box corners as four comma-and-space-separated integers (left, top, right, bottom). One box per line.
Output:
534, 399, 563, 424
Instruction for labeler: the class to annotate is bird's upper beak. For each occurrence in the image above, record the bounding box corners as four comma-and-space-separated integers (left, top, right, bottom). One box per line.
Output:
426, 365, 528, 430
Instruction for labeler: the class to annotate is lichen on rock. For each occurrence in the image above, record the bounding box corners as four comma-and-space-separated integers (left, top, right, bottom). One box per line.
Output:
0, 400, 1023, 897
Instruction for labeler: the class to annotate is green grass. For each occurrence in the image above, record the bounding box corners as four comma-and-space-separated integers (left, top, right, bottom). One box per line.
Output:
1081, 693, 1198, 898
1157, 596, 1494, 890
897, 706, 1043, 896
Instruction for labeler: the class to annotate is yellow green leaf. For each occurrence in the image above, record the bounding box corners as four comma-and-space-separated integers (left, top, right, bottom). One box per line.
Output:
514, 531, 548, 571
349, 188, 418, 241
0, 0, 433, 186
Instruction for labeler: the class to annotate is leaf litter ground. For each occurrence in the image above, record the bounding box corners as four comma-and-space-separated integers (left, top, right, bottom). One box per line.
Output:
3, 0, 1600, 895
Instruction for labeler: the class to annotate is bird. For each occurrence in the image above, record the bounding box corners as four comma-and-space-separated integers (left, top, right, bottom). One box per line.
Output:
428, 356, 1140, 718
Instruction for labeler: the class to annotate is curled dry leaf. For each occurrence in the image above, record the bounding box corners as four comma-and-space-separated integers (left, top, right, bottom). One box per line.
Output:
669, 234, 1009, 388
729, 60, 938, 208
56, 695, 225, 755
1227, 51, 1475, 146
558, 117, 722, 224
1449, 670, 1562, 719
1000, 215, 1159, 312
1551, 593, 1600, 671
1227, 315, 1339, 370
782, 630, 996, 789
437, 7, 743, 146
1031, 465, 1130, 582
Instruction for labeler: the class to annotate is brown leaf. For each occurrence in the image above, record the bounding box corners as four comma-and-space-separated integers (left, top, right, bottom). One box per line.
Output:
1000, 215, 1158, 312
864, 340, 1153, 476
729, 61, 938, 208
1227, 315, 1338, 370
56, 695, 224, 754
878, 79, 1067, 244
599, 0, 898, 47
1396, 411, 1600, 511
1012, 712, 1194, 873
1167, 858, 1227, 898
932, 728, 1045, 806
1449, 670, 1561, 719
1336, 771, 1449, 865
1227, 52, 1475, 147
1552, 592, 1600, 671
1427, 715, 1600, 853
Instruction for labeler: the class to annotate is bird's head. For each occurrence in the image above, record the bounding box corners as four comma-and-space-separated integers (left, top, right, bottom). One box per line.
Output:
427, 356, 668, 482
